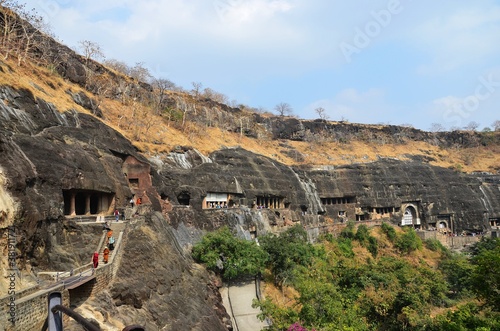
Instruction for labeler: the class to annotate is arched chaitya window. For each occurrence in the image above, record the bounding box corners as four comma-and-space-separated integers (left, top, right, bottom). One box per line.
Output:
402, 206, 416, 226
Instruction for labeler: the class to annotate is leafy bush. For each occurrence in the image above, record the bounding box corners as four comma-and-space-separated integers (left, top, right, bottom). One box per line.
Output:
429, 302, 500, 330
340, 220, 356, 239
439, 252, 474, 298
336, 237, 354, 257
319, 232, 334, 243
395, 227, 422, 254
380, 222, 396, 242
354, 225, 378, 258
424, 238, 446, 252
367, 236, 378, 258
470, 238, 500, 310
192, 226, 267, 280
287, 322, 315, 331
260, 225, 315, 287
355, 224, 370, 244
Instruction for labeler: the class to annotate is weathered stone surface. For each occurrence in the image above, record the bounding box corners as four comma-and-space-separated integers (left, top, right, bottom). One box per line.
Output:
1, 79, 500, 330
154, 147, 500, 234
258, 117, 500, 148
67, 90, 103, 118
0, 85, 231, 329
110, 213, 229, 331
309, 159, 494, 232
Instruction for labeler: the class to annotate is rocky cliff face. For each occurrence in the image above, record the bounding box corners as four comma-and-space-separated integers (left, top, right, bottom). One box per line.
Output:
151, 147, 499, 235
1, 81, 500, 329
0, 85, 230, 329
108, 212, 230, 331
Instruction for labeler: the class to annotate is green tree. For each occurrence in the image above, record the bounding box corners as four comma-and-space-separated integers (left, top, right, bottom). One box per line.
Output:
260, 225, 315, 287
192, 227, 267, 280
354, 225, 378, 257
381, 222, 397, 242
470, 238, 500, 311
395, 227, 422, 254
439, 253, 474, 298
429, 302, 500, 331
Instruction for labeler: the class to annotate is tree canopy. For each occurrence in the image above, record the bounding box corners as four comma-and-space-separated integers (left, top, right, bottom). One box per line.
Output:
192, 226, 267, 280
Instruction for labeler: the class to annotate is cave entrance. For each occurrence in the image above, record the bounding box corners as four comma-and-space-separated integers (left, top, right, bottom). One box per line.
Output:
177, 192, 191, 206
204, 192, 228, 209
437, 214, 451, 233
402, 206, 417, 226
256, 195, 285, 209
63, 189, 115, 216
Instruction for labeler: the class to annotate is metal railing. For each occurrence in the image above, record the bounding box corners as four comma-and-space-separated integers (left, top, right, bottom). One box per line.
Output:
46, 302, 145, 331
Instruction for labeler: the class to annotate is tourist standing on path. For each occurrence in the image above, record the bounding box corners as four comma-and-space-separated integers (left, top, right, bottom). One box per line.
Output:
103, 247, 110, 264
130, 198, 134, 208
106, 229, 113, 244
108, 236, 115, 250
114, 209, 120, 221
92, 251, 99, 268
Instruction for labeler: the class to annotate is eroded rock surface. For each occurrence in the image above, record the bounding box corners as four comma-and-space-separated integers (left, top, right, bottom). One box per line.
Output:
107, 213, 230, 330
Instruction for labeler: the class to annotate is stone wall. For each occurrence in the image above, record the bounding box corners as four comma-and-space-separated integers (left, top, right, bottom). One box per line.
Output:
0, 284, 70, 331
0, 231, 123, 330
416, 231, 481, 249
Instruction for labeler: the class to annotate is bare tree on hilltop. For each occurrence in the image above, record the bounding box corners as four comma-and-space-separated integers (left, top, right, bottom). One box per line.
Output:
315, 107, 329, 121
464, 121, 480, 132
1, 1, 49, 65
78, 40, 105, 65
129, 62, 151, 83
274, 102, 293, 117
104, 58, 131, 76
430, 123, 445, 132
492, 120, 500, 131
151, 78, 175, 115
191, 82, 203, 99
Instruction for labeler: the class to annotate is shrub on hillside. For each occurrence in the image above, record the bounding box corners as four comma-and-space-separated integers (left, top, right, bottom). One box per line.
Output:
395, 227, 422, 254
260, 225, 315, 287
424, 238, 447, 252
192, 226, 267, 280
340, 220, 355, 239
381, 222, 396, 242
355, 224, 378, 257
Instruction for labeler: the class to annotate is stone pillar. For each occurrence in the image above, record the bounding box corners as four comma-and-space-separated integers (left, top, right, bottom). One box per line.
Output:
85, 194, 91, 215
70, 192, 76, 216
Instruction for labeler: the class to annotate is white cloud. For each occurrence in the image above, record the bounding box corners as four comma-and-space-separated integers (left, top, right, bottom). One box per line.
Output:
410, 4, 500, 74
29, 0, 500, 131
214, 0, 294, 24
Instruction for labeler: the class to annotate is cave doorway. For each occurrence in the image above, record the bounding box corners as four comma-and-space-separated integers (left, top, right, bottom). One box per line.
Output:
177, 192, 191, 206
402, 206, 417, 226
90, 194, 100, 214
63, 190, 115, 216
75, 193, 86, 215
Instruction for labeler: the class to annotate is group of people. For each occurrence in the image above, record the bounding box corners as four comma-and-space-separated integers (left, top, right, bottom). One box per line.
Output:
92, 222, 117, 269
113, 209, 126, 222
94, 198, 142, 268
129, 197, 142, 208
208, 202, 228, 209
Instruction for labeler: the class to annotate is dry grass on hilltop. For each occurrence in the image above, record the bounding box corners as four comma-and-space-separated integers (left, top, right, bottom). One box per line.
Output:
1, 57, 499, 173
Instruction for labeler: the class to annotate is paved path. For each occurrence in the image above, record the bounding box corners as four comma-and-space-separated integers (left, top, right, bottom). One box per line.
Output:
226, 279, 269, 331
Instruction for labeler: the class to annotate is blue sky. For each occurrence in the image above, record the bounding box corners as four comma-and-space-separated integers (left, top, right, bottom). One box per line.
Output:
31, 0, 500, 131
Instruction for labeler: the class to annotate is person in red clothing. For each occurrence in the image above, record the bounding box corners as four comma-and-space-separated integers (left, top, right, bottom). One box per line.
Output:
114, 209, 120, 221
92, 251, 99, 268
